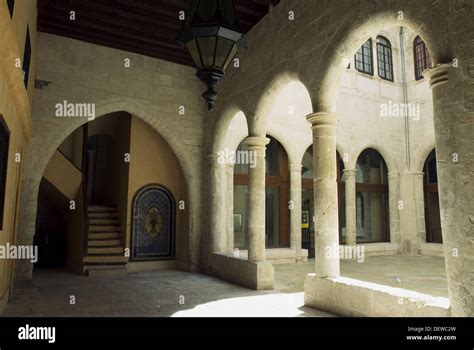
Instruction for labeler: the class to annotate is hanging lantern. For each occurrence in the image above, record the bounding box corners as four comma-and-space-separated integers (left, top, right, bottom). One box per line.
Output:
178, 0, 245, 111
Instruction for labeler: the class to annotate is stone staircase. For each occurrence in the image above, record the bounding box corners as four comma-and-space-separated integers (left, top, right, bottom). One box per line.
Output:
83, 205, 127, 277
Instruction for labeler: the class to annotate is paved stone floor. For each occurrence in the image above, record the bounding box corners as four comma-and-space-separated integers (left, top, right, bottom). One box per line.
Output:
275, 255, 448, 297
2, 268, 333, 317
2, 255, 447, 317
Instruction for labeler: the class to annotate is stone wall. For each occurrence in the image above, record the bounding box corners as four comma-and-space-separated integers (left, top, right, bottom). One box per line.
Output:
0, 0, 36, 313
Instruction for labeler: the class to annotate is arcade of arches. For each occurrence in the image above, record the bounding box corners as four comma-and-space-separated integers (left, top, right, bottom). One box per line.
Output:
0, 1, 472, 317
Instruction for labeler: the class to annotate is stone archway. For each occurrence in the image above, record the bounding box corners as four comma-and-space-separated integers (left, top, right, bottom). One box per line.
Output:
16, 97, 200, 280
304, 8, 472, 316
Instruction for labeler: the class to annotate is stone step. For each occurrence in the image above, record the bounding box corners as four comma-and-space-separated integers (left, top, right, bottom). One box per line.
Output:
83, 255, 128, 264
88, 212, 119, 219
83, 264, 127, 278
88, 239, 122, 247
88, 232, 121, 240
89, 225, 121, 232
88, 206, 118, 213
89, 218, 120, 226
88, 246, 124, 255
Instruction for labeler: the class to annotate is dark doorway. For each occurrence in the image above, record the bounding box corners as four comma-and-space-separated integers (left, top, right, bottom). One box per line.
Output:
34, 179, 68, 267
87, 134, 114, 204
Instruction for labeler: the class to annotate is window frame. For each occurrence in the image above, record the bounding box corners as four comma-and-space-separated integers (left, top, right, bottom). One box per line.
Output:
376, 36, 394, 82
355, 149, 390, 243
414, 36, 432, 81
354, 38, 374, 76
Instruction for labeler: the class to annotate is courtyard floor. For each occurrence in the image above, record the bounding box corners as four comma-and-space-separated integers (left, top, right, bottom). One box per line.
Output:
2, 255, 447, 317
275, 255, 448, 297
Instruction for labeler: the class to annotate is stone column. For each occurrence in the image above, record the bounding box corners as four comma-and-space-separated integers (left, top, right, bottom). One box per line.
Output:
225, 163, 234, 254
207, 154, 227, 257
424, 63, 473, 316
306, 112, 340, 278
290, 163, 303, 261
343, 169, 357, 246
413, 172, 426, 245
388, 172, 400, 246
245, 136, 269, 263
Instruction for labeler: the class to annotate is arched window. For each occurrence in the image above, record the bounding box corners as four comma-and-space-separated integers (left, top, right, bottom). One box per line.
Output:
234, 136, 289, 249
376, 36, 393, 81
355, 149, 389, 243
354, 39, 373, 75
414, 36, 432, 81
301, 147, 345, 257
0, 117, 9, 230
424, 150, 442, 243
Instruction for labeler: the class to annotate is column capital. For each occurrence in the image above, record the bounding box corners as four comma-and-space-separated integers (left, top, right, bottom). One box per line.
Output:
306, 112, 337, 126
244, 136, 269, 148
343, 168, 357, 176
290, 163, 302, 172
423, 62, 455, 89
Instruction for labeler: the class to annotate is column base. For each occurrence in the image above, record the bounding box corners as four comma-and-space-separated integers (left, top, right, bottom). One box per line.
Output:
304, 274, 449, 317
210, 253, 274, 290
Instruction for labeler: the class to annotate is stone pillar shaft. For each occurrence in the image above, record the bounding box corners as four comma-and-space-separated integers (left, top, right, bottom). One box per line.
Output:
306, 112, 340, 278
343, 169, 357, 246
207, 154, 226, 256
225, 164, 234, 254
425, 63, 473, 316
245, 137, 269, 263
290, 164, 302, 261
388, 172, 400, 245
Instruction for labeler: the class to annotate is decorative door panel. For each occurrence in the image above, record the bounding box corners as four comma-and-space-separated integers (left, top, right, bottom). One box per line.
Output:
132, 185, 174, 260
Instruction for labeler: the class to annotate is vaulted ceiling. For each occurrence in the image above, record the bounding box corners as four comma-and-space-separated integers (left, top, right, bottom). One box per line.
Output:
37, 0, 280, 67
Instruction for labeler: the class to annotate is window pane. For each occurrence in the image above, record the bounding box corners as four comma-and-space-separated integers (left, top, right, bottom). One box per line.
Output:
265, 187, 279, 247
301, 148, 313, 179
377, 37, 393, 81
233, 185, 249, 249
354, 39, 373, 75
356, 192, 389, 242
356, 149, 388, 184
234, 142, 249, 174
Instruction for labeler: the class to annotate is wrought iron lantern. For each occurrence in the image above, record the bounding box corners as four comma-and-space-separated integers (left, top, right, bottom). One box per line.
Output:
178, 0, 245, 111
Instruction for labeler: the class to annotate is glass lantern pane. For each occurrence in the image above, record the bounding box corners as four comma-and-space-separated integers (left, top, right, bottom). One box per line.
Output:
214, 37, 235, 68
223, 43, 238, 70
197, 36, 217, 67
186, 38, 202, 68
